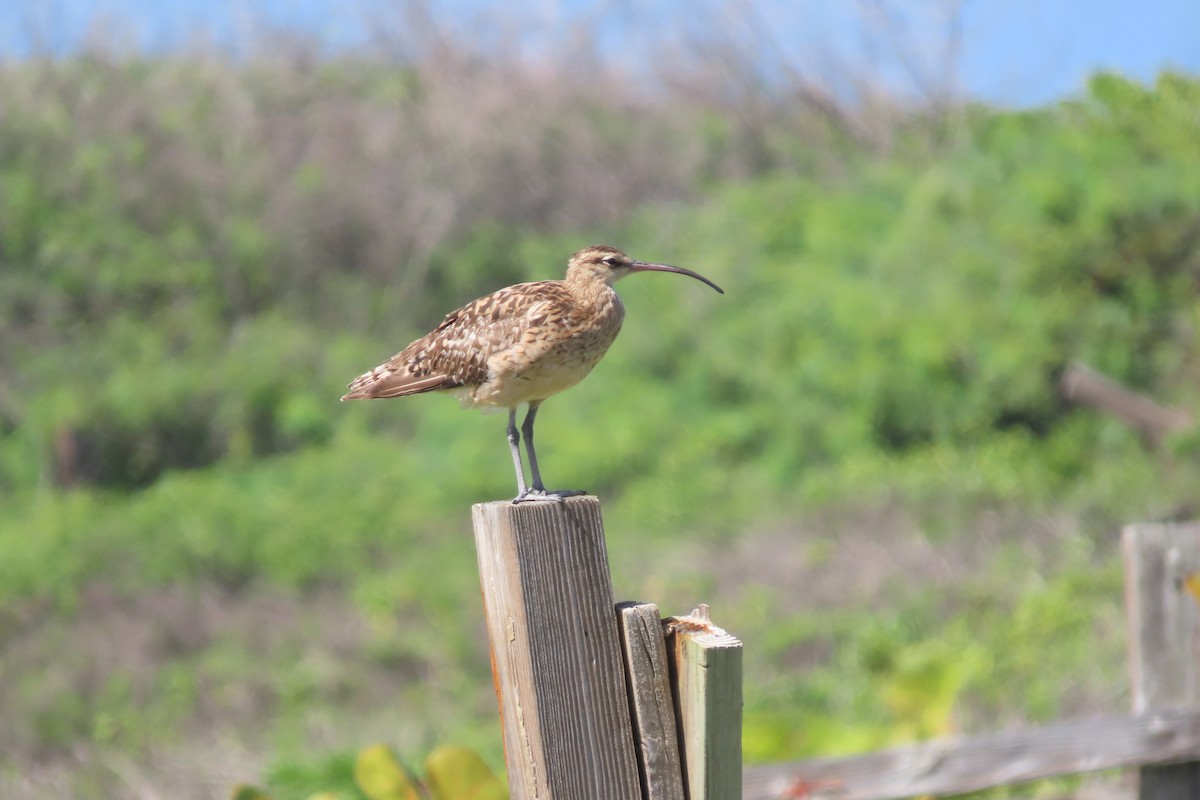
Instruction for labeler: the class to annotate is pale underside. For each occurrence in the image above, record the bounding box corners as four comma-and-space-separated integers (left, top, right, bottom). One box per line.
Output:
342, 279, 626, 411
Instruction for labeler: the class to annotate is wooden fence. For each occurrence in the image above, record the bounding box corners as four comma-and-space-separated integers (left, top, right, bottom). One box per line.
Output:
471, 499, 1200, 800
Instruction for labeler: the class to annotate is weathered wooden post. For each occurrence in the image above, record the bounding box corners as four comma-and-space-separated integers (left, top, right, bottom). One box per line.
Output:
1124, 523, 1200, 800
473, 496, 643, 798
617, 601, 687, 800
666, 604, 744, 800
473, 497, 744, 799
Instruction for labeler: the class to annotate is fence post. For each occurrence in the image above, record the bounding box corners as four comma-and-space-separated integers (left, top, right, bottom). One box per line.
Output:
617, 601, 687, 800
1124, 523, 1200, 800
472, 496, 643, 799
666, 604, 743, 800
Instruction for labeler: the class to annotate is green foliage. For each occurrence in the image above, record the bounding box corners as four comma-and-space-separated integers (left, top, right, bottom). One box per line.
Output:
740, 543, 1125, 762
4, 63, 1200, 798
236, 744, 506, 800
260, 753, 361, 800
231, 786, 276, 800
6, 66, 1199, 510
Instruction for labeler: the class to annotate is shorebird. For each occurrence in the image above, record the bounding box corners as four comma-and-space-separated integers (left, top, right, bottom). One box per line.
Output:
341, 245, 724, 503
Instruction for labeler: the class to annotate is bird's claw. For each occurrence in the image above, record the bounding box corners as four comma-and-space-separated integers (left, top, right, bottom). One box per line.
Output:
512, 489, 588, 504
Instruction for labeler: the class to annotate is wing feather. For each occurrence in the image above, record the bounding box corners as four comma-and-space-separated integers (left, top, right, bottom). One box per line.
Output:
341, 281, 572, 401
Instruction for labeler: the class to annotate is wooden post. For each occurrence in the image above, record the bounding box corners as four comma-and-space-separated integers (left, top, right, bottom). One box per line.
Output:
472, 496, 642, 799
617, 601, 686, 800
666, 604, 743, 800
1124, 523, 1200, 800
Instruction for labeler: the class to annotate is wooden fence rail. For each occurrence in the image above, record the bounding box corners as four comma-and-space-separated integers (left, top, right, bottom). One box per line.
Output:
742, 709, 1200, 800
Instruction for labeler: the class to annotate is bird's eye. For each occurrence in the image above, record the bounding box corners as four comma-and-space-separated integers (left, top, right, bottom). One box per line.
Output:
602, 256, 618, 267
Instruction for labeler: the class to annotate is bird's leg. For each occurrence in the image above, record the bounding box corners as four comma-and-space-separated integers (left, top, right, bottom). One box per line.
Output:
506, 408, 530, 498
512, 401, 586, 503
521, 402, 551, 495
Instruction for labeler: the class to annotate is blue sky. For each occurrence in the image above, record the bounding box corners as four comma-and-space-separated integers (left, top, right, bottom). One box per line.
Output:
954, 1, 1200, 103
1, 1, 1197, 106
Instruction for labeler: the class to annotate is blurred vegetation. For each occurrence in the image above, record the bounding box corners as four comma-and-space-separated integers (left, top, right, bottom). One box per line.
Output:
1, 29, 1199, 799
231, 742, 506, 800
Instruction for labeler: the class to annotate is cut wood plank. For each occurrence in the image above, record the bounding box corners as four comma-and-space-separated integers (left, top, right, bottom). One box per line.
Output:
741, 709, 1200, 800
666, 604, 743, 800
1124, 523, 1200, 800
472, 496, 642, 800
617, 601, 686, 800
1061, 362, 1193, 443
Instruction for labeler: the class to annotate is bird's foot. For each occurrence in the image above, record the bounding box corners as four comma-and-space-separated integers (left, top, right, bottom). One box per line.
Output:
512, 488, 588, 504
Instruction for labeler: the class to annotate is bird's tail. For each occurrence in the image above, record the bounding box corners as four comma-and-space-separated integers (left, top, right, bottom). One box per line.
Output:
341, 370, 455, 401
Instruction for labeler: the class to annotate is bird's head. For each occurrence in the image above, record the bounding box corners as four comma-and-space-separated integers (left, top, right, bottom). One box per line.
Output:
565, 245, 724, 294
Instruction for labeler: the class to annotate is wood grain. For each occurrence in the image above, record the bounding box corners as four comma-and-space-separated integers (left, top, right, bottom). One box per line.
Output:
666, 605, 743, 800
617, 601, 686, 800
1124, 523, 1200, 800
473, 496, 642, 800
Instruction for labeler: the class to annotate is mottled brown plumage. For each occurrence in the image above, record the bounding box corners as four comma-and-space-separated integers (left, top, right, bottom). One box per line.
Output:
342, 245, 723, 502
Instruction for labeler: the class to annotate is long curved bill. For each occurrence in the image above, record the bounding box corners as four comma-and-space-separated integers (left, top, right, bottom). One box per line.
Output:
628, 260, 725, 294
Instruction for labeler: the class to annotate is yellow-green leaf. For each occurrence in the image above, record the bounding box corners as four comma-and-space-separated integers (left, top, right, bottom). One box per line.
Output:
1184, 572, 1200, 605
425, 745, 505, 800
230, 786, 273, 800
467, 780, 508, 800
355, 744, 420, 800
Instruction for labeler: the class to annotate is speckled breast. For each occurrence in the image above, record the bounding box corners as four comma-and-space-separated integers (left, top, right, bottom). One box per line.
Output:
480, 293, 625, 407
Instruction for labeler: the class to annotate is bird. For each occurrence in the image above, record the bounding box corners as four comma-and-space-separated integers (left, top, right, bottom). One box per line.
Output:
341, 245, 724, 503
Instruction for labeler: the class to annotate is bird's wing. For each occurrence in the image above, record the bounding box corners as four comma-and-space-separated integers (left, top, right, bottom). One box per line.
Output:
341, 281, 571, 400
